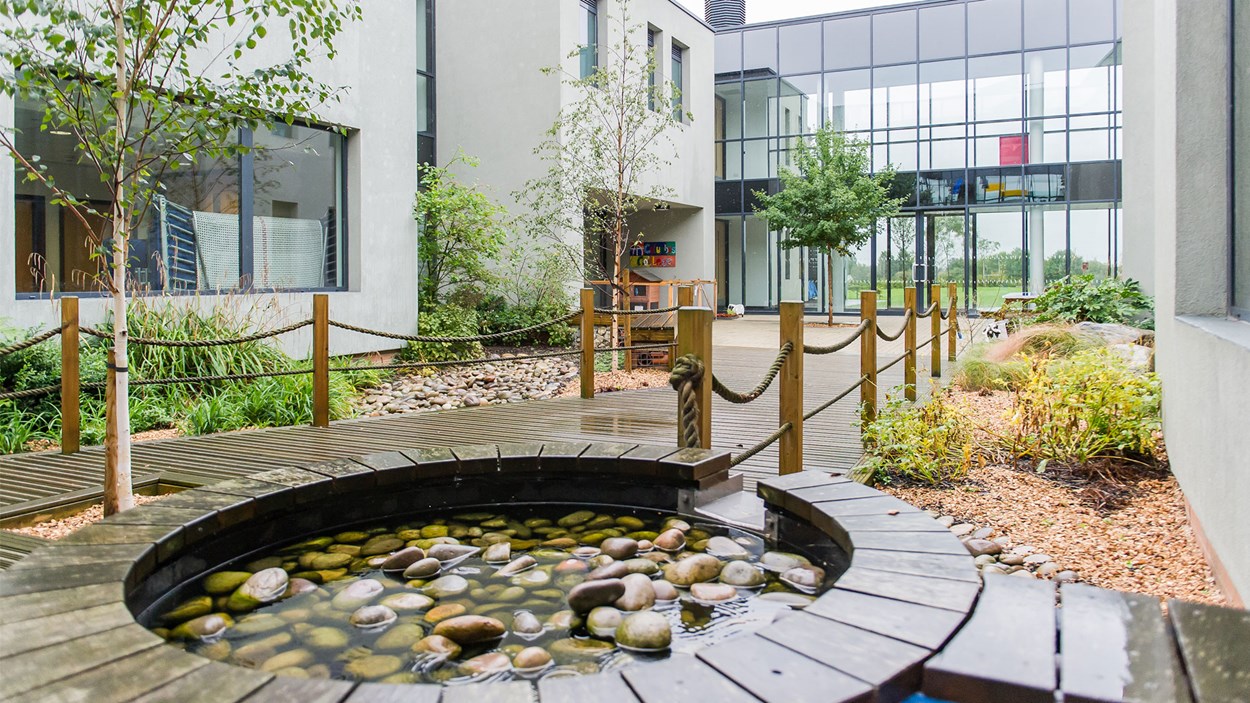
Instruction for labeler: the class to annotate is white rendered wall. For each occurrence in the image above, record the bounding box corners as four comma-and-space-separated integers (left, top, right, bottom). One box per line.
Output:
1124, 0, 1250, 605
0, 0, 419, 358
436, 0, 716, 289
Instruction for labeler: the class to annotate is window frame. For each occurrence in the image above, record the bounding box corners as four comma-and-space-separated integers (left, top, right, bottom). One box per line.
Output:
580, 0, 599, 80
1232, 0, 1247, 320
13, 119, 351, 299
672, 42, 687, 123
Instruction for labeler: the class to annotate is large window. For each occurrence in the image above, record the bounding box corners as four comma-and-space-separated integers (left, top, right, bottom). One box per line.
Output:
580, 0, 598, 79
12, 97, 347, 294
1233, 0, 1248, 317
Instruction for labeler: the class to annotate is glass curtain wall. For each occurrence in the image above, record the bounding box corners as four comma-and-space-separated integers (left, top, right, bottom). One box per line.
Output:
713, 0, 1124, 314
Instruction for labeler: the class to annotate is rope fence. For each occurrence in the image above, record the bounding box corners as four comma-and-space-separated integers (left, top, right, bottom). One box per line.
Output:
876, 309, 913, 341
709, 343, 792, 405
729, 422, 792, 468
593, 305, 681, 316
0, 325, 66, 358
803, 320, 870, 355
80, 320, 313, 348
329, 311, 582, 345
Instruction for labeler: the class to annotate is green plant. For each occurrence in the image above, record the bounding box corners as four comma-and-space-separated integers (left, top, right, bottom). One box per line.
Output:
476, 297, 576, 348
953, 355, 1030, 392
856, 389, 975, 486
416, 153, 508, 304
400, 305, 484, 363
0, 401, 41, 454
1032, 275, 1154, 328
753, 125, 904, 326
1007, 348, 1162, 465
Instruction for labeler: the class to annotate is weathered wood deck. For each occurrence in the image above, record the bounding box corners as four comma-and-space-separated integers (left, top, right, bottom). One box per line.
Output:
0, 329, 957, 525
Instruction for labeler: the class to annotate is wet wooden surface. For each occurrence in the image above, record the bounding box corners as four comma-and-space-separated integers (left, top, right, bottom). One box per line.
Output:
0, 339, 937, 526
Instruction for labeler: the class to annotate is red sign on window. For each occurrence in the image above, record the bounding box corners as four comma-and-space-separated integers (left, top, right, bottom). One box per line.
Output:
1000, 136, 1030, 165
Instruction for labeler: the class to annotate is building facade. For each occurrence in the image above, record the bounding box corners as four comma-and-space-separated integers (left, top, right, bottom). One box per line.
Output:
1, 0, 430, 356
1123, 0, 1248, 605
711, 0, 1124, 314
434, 0, 716, 303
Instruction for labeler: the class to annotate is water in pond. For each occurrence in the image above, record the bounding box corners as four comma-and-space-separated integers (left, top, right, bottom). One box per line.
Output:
148, 506, 828, 685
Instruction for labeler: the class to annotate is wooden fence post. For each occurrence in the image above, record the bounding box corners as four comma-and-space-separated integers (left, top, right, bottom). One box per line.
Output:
312, 294, 329, 428
904, 287, 917, 402
778, 301, 804, 475
103, 349, 120, 516
60, 296, 79, 455
677, 285, 694, 308
931, 284, 943, 378
860, 290, 877, 428
580, 288, 595, 399
948, 282, 958, 362
623, 291, 634, 372
676, 305, 713, 449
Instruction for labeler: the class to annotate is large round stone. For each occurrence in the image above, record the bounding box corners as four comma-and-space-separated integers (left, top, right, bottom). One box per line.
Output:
461, 652, 512, 675
374, 623, 426, 650
422, 575, 470, 598
350, 604, 398, 629
380, 547, 426, 573
402, 558, 441, 580
662, 554, 722, 586
586, 561, 630, 581
331, 579, 384, 610
704, 536, 751, 560
549, 637, 616, 662
162, 596, 212, 625
169, 613, 232, 641
513, 646, 553, 671
227, 568, 289, 612
719, 560, 766, 588
586, 606, 623, 638
599, 537, 639, 561
566, 578, 626, 614
344, 654, 404, 680
412, 634, 462, 659
432, 615, 507, 645
203, 571, 252, 595
615, 611, 672, 651
380, 592, 434, 613
614, 573, 657, 612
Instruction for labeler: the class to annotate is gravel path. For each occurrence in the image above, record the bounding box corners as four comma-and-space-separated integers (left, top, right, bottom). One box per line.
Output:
879, 390, 1224, 605
4, 494, 166, 541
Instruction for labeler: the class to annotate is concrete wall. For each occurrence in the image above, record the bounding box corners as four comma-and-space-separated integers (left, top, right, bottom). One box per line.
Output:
1124, 0, 1250, 605
436, 0, 715, 288
1, 0, 419, 357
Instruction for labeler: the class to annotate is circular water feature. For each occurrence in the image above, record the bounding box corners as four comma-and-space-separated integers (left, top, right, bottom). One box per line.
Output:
142, 506, 829, 685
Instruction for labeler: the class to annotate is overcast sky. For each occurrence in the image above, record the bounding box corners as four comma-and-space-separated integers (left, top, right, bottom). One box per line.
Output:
673, 0, 914, 24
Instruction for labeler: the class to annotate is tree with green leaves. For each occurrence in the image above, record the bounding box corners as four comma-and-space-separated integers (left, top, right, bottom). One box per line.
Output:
416, 152, 507, 306
755, 126, 904, 326
0, 0, 359, 513
517, 0, 685, 358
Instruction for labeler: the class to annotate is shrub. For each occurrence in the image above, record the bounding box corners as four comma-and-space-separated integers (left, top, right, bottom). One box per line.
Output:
477, 297, 576, 348
1007, 348, 1161, 465
856, 389, 976, 486
400, 304, 483, 363
1033, 275, 1154, 328
0, 401, 43, 454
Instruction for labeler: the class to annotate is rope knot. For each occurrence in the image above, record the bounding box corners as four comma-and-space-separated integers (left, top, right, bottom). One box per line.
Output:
668, 354, 705, 393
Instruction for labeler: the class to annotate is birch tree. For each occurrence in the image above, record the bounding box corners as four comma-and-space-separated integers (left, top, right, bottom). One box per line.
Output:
0, 0, 358, 513
518, 0, 686, 359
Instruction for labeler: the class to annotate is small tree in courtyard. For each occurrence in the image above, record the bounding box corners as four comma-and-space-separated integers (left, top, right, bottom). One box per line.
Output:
518, 0, 685, 359
0, 0, 359, 513
415, 153, 507, 306
755, 126, 904, 326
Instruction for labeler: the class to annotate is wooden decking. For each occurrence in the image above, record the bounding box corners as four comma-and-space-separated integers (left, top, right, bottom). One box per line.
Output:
0, 331, 955, 524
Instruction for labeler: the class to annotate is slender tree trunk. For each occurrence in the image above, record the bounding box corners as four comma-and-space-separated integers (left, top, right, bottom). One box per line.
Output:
106, 0, 135, 516
826, 251, 835, 327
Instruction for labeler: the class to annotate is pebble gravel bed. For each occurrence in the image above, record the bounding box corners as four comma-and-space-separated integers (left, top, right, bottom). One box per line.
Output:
355, 355, 579, 416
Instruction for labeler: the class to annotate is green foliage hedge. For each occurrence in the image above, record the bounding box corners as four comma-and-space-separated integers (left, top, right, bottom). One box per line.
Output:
1033, 275, 1154, 328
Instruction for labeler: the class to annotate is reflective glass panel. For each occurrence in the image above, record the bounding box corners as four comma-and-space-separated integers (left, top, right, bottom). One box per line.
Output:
970, 55, 1023, 122
882, 215, 917, 310
929, 213, 968, 299
1068, 160, 1119, 200
1070, 0, 1115, 46
779, 22, 822, 75
1023, 0, 1066, 49
416, 0, 430, 73
1022, 204, 1067, 293
873, 10, 918, 65
971, 206, 1024, 309
920, 138, 968, 170
1026, 117, 1068, 164
968, 0, 1022, 56
873, 64, 919, 130
824, 69, 872, 132
971, 165, 1026, 202
920, 3, 966, 61
1024, 50, 1066, 117
824, 16, 871, 70
1070, 44, 1117, 114
723, 217, 744, 305
1069, 115, 1114, 162
717, 83, 743, 140
744, 215, 777, 307
1069, 204, 1115, 280
779, 74, 820, 136
716, 32, 742, 74
920, 60, 966, 126
743, 78, 777, 138
918, 169, 970, 205
843, 233, 873, 311
251, 124, 344, 289
743, 139, 774, 179
743, 27, 777, 71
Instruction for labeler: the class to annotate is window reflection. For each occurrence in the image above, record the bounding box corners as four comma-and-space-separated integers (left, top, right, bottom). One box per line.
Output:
873, 64, 919, 129
1023, 0, 1066, 49
970, 55, 1024, 122
824, 16, 871, 70
968, 0, 1022, 56
824, 69, 872, 132
873, 10, 917, 65
743, 78, 777, 139
1070, 44, 1118, 114
920, 3, 966, 61
920, 60, 967, 125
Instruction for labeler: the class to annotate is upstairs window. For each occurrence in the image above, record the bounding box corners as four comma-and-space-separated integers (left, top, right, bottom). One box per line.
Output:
672, 43, 686, 122
648, 29, 658, 111
580, 0, 599, 79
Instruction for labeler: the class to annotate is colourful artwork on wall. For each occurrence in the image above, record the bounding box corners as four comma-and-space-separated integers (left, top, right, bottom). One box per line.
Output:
629, 241, 677, 268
